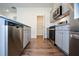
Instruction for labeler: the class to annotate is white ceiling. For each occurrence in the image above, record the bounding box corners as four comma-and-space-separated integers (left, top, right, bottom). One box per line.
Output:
0, 3, 53, 8
0, 3, 73, 13
0, 3, 53, 13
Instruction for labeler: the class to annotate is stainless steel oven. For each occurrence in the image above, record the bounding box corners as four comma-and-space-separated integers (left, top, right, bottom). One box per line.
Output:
48, 26, 55, 45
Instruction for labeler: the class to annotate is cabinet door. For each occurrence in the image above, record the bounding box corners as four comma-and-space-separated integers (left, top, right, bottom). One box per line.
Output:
26, 28, 29, 43
55, 30, 59, 45
58, 31, 63, 49
55, 28, 63, 49
55, 27, 60, 45
62, 25, 69, 55
62, 31, 69, 54
23, 27, 31, 48
26, 27, 31, 43
23, 27, 28, 48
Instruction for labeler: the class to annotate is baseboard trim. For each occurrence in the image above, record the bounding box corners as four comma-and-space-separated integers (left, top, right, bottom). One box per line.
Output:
44, 38, 47, 40
31, 38, 37, 39
31, 38, 48, 40
55, 44, 69, 56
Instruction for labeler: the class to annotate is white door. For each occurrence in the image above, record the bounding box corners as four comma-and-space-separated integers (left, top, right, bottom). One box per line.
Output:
37, 16, 44, 38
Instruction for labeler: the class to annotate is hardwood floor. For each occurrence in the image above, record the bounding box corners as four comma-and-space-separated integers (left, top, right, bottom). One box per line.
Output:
21, 36, 65, 56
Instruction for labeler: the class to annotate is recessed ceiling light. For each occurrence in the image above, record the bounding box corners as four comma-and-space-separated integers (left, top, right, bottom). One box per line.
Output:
5, 9, 9, 12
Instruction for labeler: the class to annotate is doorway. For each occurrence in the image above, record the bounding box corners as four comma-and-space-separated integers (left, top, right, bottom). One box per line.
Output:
37, 16, 44, 39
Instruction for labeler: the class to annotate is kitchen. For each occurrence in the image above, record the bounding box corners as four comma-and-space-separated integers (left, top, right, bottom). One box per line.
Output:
0, 3, 79, 56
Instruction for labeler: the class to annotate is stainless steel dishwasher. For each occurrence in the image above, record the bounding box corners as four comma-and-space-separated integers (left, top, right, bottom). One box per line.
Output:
69, 32, 79, 56
7, 21, 23, 56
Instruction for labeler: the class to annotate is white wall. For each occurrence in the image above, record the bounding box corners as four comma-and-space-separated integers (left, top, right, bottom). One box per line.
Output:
0, 11, 17, 20
17, 7, 51, 38
6, 12, 17, 20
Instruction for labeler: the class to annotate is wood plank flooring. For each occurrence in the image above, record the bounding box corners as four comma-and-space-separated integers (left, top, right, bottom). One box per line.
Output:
21, 36, 65, 56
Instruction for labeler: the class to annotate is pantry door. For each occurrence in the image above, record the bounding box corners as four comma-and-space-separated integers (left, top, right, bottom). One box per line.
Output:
37, 16, 44, 39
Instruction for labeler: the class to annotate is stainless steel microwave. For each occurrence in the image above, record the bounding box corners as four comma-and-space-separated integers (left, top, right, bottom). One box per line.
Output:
53, 6, 62, 20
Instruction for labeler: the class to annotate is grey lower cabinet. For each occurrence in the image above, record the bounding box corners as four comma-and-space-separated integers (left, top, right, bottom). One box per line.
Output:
23, 26, 31, 48
62, 31, 69, 55
55, 25, 69, 55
